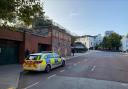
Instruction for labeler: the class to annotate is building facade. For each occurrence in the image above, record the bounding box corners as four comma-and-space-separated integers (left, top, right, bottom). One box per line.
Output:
105, 31, 114, 37
120, 36, 128, 52
75, 34, 103, 49
52, 26, 71, 57
0, 26, 71, 65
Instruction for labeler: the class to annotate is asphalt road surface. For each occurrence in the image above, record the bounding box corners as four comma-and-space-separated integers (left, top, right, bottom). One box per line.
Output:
18, 51, 128, 89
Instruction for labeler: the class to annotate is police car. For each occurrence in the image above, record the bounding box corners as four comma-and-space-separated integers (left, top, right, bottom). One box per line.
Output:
23, 52, 66, 73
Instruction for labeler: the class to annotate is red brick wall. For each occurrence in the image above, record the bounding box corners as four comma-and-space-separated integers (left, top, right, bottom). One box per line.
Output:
24, 33, 51, 53
52, 28, 71, 57
0, 29, 52, 64
0, 30, 23, 41
0, 27, 71, 64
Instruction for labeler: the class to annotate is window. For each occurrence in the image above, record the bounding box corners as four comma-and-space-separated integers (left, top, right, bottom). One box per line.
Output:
26, 55, 41, 60
54, 53, 59, 58
56, 31, 58, 37
91, 42, 93, 45
53, 30, 56, 36
47, 54, 54, 58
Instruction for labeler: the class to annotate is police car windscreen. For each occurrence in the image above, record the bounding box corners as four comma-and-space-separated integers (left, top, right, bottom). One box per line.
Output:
26, 55, 41, 60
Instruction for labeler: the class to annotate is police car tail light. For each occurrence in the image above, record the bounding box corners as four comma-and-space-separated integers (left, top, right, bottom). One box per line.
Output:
35, 61, 42, 64
23, 61, 27, 64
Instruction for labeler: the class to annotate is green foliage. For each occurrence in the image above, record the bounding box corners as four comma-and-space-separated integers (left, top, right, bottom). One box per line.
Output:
102, 33, 122, 50
18, 6, 33, 27
0, 0, 17, 22
126, 34, 128, 38
18, 4, 44, 27
33, 17, 53, 28
0, 0, 44, 27
32, 4, 44, 17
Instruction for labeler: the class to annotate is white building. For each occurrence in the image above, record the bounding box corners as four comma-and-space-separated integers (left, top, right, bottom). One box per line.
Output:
121, 36, 128, 52
95, 34, 103, 45
105, 31, 114, 37
75, 34, 103, 49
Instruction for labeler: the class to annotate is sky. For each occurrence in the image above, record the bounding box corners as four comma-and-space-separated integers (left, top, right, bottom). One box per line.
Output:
42, 0, 128, 36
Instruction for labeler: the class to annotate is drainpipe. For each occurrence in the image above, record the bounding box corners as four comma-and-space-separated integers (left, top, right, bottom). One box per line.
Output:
51, 26, 53, 51
23, 29, 26, 59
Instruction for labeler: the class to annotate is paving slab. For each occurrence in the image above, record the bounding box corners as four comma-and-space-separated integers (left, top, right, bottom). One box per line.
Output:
0, 65, 22, 89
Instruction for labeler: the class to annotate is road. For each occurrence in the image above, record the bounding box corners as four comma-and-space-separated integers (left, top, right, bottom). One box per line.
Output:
18, 51, 128, 89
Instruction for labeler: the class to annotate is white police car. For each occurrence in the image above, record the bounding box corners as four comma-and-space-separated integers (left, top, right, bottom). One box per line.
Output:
23, 52, 66, 73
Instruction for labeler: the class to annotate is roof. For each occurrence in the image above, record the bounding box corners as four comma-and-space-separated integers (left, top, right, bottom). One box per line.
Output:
30, 53, 43, 55
30, 52, 56, 55
18, 28, 49, 37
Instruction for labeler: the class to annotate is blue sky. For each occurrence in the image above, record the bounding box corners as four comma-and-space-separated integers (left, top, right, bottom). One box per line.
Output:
42, 0, 128, 36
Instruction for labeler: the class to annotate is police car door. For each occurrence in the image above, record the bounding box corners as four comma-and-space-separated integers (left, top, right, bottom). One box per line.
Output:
54, 53, 61, 66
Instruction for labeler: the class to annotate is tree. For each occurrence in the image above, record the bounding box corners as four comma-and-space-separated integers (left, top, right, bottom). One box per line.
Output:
32, 4, 44, 17
0, 0, 21, 20
0, 0, 14, 19
0, 0, 22, 27
0, 0, 17, 23
0, 0, 44, 28
102, 33, 122, 50
126, 34, 128, 38
33, 16, 53, 28
18, 6, 34, 27
18, 4, 44, 28
109, 33, 122, 50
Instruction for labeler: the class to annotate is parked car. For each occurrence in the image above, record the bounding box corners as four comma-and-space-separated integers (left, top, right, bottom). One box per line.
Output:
23, 52, 66, 73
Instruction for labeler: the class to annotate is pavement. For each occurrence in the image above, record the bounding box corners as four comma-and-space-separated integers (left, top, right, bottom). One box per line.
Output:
66, 52, 87, 60
0, 52, 89, 89
0, 65, 22, 89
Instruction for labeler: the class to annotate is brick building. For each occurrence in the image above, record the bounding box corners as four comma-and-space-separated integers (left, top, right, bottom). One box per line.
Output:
52, 26, 71, 57
0, 26, 71, 65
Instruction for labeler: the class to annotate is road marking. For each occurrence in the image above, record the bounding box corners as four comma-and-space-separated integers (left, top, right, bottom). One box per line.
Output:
60, 70, 65, 72
91, 66, 96, 71
121, 83, 128, 87
24, 82, 39, 89
48, 74, 56, 79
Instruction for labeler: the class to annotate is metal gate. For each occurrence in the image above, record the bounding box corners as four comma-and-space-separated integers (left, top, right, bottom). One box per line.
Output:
0, 40, 19, 65
38, 44, 49, 52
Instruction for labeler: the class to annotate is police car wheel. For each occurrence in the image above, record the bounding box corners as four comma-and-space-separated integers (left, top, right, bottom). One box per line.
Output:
61, 61, 65, 67
45, 65, 51, 73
